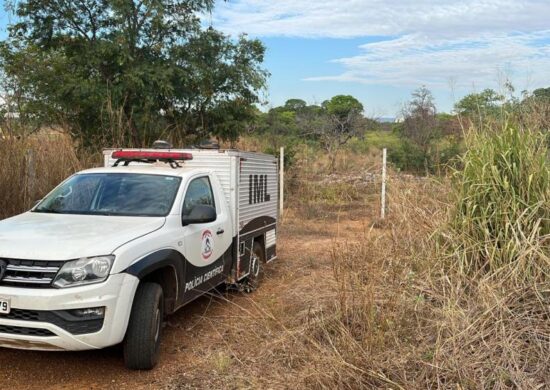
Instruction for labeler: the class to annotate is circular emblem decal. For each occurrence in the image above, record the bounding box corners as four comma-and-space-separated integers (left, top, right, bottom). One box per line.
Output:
201, 230, 213, 260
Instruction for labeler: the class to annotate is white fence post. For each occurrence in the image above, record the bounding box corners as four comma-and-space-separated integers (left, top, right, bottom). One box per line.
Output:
279, 147, 284, 218
381, 148, 387, 219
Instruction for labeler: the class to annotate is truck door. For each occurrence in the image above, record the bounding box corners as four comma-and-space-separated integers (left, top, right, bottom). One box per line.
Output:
180, 175, 231, 303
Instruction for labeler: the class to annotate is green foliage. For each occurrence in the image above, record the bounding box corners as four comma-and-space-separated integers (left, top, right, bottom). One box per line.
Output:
532, 87, 550, 101
349, 127, 464, 173
209, 99, 257, 145
283, 99, 307, 112
454, 89, 504, 120
349, 130, 426, 172
0, 0, 267, 147
432, 136, 464, 168
257, 131, 305, 170
257, 108, 300, 137
257, 95, 367, 171
313, 95, 366, 170
322, 95, 364, 120
255, 88, 469, 175
390, 139, 428, 172
450, 125, 549, 281
352, 130, 403, 152
264, 144, 296, 169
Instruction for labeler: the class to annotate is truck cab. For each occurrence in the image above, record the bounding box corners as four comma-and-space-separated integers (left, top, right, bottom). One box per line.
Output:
0, 149, 278, 369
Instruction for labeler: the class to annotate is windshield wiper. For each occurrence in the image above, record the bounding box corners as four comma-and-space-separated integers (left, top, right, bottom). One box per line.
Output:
33, 208, 63, 214
87, 211, 116, 216
33, 209, 117, 216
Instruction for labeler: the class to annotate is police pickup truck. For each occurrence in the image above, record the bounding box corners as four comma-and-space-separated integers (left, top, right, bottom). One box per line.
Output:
0, 147, 278, 369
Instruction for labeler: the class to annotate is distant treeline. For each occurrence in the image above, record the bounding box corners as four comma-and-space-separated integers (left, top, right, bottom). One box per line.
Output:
252, 85, 550, 173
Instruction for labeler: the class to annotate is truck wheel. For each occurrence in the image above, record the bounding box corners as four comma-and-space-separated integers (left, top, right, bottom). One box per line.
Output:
247, 241, 265, 292
123, 282, 164, 370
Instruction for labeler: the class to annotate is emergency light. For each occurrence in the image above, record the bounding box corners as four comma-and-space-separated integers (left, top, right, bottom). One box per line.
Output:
112, 150, 193, 161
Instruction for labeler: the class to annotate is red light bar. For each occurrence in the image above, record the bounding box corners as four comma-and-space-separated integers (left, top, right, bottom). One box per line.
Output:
112, 150, 193, 161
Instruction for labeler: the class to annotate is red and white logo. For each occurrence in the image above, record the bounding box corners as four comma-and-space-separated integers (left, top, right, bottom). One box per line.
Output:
201, 230, 213, 260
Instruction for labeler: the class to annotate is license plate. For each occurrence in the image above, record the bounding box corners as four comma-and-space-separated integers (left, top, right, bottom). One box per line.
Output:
0, 297, 10, 314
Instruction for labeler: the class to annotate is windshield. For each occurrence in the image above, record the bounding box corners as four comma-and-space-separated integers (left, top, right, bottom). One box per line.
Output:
34, 173, 182, 217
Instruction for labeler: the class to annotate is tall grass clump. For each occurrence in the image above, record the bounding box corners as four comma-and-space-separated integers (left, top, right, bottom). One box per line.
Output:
0, 136, 98, 219
450, 125, 549, 281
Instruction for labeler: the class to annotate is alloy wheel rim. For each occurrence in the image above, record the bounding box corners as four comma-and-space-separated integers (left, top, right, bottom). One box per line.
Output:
251, 254, 260, 277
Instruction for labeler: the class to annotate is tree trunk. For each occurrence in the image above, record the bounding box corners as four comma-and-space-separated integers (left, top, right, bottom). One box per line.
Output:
329, 146, 338, 173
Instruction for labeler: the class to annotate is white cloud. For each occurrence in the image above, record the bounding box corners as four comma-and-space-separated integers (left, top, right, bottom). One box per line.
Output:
213, 0, 550, 89
214, 0, 550, 39
306, 32, 550, 88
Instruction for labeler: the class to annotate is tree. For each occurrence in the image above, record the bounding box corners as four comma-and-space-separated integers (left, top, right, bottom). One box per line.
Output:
402, 86, 439, 154
283, 99, 307, 112
312, 95, 365, 170
532, 87, 550, 101
0, 0, 267, 147
258, 107, 299, 137
454, 89, 504, 125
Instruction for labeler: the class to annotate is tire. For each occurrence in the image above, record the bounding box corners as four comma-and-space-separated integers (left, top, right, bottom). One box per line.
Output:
123, 282, 164, 370
246, 241, 265, 292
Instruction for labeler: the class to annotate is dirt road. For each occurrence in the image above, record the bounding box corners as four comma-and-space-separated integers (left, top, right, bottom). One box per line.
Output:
0, 204, 371, 389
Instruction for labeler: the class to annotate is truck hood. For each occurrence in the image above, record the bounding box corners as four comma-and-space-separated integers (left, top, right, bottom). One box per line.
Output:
0, 212, 166, 260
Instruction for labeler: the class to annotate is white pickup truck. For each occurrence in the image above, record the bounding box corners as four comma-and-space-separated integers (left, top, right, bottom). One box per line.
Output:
0, 147, 278, 369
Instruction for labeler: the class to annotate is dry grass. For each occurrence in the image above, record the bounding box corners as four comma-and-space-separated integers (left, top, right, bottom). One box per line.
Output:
0, 135, 98, 219
255, 130, 549, 388
214, 173, 548, 389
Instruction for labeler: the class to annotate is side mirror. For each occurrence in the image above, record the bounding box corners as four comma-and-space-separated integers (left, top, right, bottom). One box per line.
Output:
182, 205, 217, 226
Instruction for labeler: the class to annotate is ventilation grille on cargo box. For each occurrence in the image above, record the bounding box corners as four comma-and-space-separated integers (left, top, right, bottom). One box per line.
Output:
0, 259, 64, 288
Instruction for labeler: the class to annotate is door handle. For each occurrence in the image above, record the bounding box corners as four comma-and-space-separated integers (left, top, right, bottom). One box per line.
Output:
216, 228, 225, 235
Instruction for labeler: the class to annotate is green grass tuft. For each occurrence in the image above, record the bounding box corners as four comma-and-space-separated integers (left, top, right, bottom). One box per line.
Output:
450, 124, 549, 281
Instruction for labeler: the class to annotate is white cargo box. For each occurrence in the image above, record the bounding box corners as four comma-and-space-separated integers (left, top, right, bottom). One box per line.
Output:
103, 148, 278, 241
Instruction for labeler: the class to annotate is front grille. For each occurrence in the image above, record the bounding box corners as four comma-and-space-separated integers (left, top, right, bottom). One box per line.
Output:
0, 324, 55, 337
4, 309, 40, 321
0, 259, 64, 288
2, 309, 104, 335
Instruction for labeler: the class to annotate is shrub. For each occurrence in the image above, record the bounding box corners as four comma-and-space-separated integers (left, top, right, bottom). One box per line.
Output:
350, 131, 427, 172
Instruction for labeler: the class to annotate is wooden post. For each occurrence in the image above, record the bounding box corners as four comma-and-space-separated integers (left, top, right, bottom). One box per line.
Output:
279, 147, 284, 218
381, 148, 387, 219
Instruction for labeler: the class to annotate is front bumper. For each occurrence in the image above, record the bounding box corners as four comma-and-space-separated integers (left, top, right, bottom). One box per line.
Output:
0, 273, 139, 351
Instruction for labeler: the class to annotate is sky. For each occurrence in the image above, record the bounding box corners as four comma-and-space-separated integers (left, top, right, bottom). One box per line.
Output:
211, 0, 550, 116
0, 1, 549, 117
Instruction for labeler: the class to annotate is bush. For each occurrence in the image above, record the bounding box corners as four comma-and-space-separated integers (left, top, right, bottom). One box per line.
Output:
431, 135, 464, 171
350, 131, 427, 172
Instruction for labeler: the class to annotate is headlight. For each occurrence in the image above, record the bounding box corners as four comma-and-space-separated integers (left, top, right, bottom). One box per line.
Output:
53, 256, 115, 288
